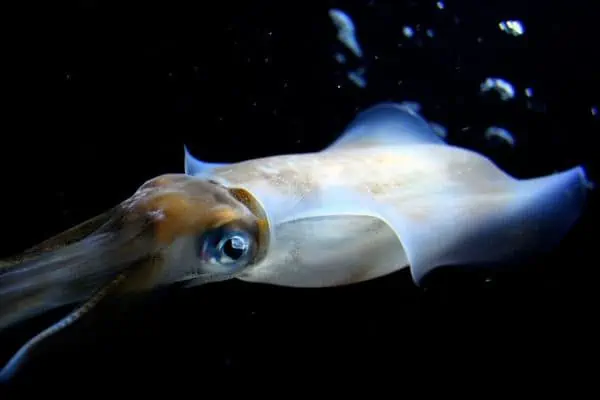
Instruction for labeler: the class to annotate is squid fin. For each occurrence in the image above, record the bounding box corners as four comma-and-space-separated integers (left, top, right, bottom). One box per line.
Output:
184, 145, 229, 177
325, 102, 445, 151
280, 165, 589, 287
395, 165, 589, 284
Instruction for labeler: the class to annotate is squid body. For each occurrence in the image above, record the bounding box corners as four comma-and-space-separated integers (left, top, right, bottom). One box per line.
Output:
0, 102, 590, 381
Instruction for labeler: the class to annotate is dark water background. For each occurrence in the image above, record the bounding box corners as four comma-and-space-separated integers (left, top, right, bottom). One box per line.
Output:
1, 0, 598, 391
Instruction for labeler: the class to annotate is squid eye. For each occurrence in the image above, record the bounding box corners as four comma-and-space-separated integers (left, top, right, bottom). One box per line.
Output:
215, 232, 250, 264
197, 225, 256, 270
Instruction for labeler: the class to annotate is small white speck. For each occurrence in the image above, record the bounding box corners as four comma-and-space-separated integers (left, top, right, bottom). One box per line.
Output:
584, 179, 596, 191
429, 122, 447, 138
499, 20, 525, 36
436, 1, 445, 10
426, 28, 435, 38
480, 77, 515, 101
591, 106, 598, 116
252, 101, 257, 107
402, 26, 414, 38
525, 87, 533, 97
147, 210, 165, 221
477, 37, 483, 43
485, 126, 516, 147
334, 52, 347, 64
264, 57, 270, 63
399, 101, 422, 113
347, 69, 367, 88
268, 31, 272, 36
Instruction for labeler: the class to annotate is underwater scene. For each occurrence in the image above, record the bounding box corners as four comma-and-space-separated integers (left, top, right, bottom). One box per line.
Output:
0, 0, 597, 390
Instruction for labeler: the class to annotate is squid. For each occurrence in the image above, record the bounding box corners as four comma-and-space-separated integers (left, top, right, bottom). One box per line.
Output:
0, 102, 590, 381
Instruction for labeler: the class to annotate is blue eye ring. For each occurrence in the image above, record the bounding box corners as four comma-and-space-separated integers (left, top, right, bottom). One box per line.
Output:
197, 224, 257, 270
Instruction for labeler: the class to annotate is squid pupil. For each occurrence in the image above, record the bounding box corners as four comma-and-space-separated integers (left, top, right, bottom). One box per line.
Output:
221, 236, 246, 260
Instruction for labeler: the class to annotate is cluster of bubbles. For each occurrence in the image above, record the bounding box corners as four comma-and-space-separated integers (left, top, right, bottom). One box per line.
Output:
329, 9, 367, 88
326, 2, 568, 149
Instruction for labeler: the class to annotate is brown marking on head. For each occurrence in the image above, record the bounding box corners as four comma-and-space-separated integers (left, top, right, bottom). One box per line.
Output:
125, 174, 249, 246
143, 193, 240, 244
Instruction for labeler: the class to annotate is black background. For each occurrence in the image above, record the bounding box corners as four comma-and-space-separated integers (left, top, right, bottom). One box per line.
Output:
1, 0, 598, 392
